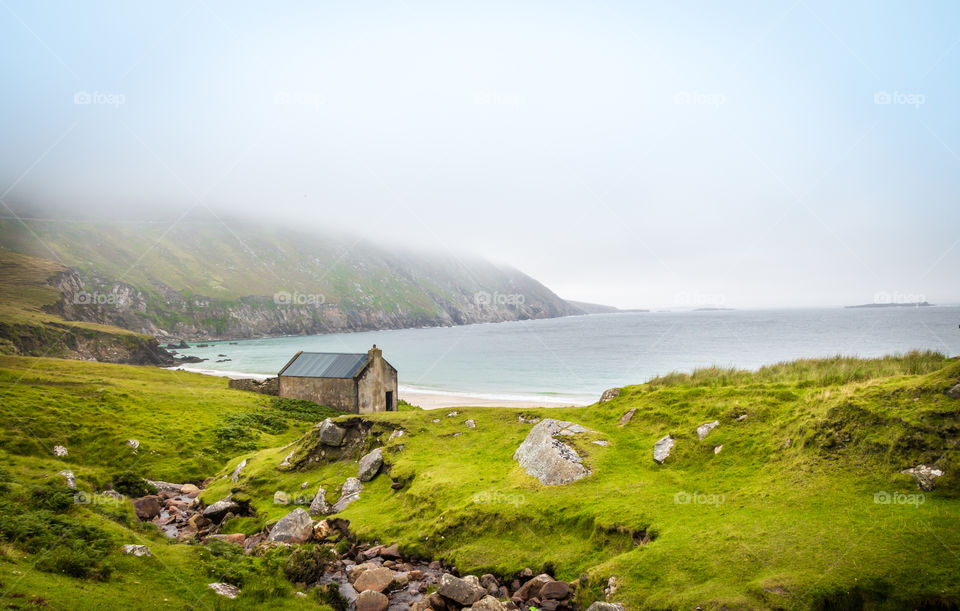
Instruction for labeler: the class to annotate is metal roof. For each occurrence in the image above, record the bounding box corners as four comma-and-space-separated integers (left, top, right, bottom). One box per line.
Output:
278, 352, 369, 378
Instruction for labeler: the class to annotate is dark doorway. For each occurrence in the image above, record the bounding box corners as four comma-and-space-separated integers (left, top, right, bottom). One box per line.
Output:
385, 390, 394, 412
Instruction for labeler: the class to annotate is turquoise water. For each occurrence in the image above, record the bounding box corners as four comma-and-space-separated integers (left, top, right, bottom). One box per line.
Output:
174, 307, 960, 404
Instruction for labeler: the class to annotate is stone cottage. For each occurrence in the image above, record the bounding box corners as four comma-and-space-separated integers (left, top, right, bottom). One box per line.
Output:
277, 345, 398, 414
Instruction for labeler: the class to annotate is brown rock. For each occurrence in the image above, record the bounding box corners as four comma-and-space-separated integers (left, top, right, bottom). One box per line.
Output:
355, 589, 389, 611
516, 574, 553, 600
947, 382, 960, 399
354, 567, 396, 593
380, 542, 401, 559
132, 495, 161, 520
348, 562, 382, 584
540, 580, 570, 600
618, 408, 636, 426
207, 533, 245, 545
181, 483, 201, 498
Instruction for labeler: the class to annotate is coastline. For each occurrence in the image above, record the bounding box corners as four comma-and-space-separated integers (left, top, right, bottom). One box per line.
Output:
167, 366, 592, 410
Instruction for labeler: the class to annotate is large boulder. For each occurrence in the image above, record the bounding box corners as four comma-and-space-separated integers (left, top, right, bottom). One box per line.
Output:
308, 486, 332, 516
355, 590, 389, 611
332, 477, 363, 513
317, 418, 347, 446
353, 566, 396, 593
653, 435, 674, 463
438, 573, 487, 605
208, 583, 240, 599
267, 508, 314, 543
599, 387, 621, 403
902, 465, 945, 491
203, 496, 240, 522
697, 420, 719, 440
358, 448, 383, 482
132, 495, 161, 520
514, 419, 593, 485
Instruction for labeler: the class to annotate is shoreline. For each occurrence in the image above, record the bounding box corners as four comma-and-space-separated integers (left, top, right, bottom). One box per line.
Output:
167, 366, 592, 410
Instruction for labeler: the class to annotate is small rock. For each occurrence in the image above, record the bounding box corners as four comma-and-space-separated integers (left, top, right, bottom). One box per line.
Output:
447, 411, 459, 417
592, 440, 609, 446
300, 481, 309, 489
903, 464, 945, 491
208, 583, 240, 599
332, 477, 363, 512
126, 439, 140, 451
599, 387, 621, 403
57, 470, 76, 489
586, 604, 625, 611
653, 435, 674, 463
267, 508, 314, 543
472, 595, 508, 610
618, 408, 636, 426
358, 448, 383, 482
696, 420, 720, 440
230, 458, 247, 483
132, 496, 161, 520
380, 543, 401, 559
207, 533, 245, 545
438, 573, 487, 605
274, 490, 290, 505
714, 445, 723, 454
516, 573, 553, 600
946, 382, 960, 399
518, 415, 541, 424
355, 590, 389, 611
354, 566, 396, 593
308, 486, 332, 516
317, 418, 347, 446
180, 483, 200, 498
736, 414, 748, 422
313, 519, 335, 540
465, 419, 476, 428
53, 445, 67, 457
280, 450, 295, 467
432, 418, 440, 423
122, 544, 152, 556
388, 429, 404, 441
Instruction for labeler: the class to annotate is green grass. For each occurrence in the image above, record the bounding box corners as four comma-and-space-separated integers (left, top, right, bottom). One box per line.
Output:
222, 351, 960, 610
1, 352, 958, 609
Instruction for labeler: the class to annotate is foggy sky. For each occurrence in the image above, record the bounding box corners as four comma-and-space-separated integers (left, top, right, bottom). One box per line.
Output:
1, 1, 958, 309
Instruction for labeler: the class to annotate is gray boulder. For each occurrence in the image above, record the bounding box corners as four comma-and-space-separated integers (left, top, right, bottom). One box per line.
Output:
208, 583, 240, 599
53, 445, 67, 457
947, 383, 960, 399
697, 420, 719, 440
438, 573, 487, 605
514, 419, 593, 485
465, 419, 476, 428
203, 496, 240, 522
317, 418, 347, 446
308, 486, 332, 516
274, 490, 289, 505
586, 604, 625, 611
902, 464, 944, 491
471, 595, 507, 610
57, 469, 76, 489
332, 477, 363, 512
267, 507, 313, 543
230, 458, 247, 483
358, 448, 383, 482
599, 387, 621, 403
653, 435, 674, 463
122, 544, 152, 557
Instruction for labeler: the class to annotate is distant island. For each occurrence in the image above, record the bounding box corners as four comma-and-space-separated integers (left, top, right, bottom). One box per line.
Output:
693, 307, 735, 311
846, 302, 932, 309
566, 300, 650, 314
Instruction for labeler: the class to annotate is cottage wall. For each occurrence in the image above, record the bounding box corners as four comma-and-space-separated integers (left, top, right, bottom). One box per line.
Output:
278, 376, 358, 413
357, 353, 399, 414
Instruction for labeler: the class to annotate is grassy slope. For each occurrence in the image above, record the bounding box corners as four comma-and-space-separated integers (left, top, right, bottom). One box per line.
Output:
212, 352, 960, 610
1, 353, 958, 609
0, 356, 333, 610
0, 250, 160, 359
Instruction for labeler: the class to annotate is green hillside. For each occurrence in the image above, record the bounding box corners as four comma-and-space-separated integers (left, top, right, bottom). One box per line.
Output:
1, 353, 958, 609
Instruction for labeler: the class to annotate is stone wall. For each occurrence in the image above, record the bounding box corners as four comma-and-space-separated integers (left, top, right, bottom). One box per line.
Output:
227, 377, 279, 396
279, 376, 358, 413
